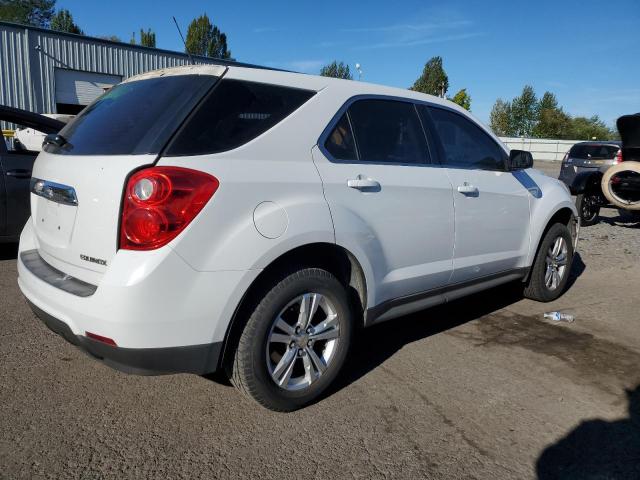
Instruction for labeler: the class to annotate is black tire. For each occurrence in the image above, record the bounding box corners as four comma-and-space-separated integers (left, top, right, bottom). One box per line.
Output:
524, 223, 574, 302
229, 268, 353, 412
576, 192, 600, 226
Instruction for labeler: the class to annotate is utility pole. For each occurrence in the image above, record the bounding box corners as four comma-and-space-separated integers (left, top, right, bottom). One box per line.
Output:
355, 63, 363, 81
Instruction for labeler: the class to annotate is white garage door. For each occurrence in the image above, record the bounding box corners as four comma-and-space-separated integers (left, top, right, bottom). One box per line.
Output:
55, 69, 122, 106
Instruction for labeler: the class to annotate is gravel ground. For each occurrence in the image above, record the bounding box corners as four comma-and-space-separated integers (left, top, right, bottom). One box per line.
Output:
1, 161, 639, 479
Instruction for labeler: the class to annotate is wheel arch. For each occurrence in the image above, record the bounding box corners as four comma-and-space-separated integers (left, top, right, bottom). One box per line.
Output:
525, 205, 577, 282
217, 242, 368, 371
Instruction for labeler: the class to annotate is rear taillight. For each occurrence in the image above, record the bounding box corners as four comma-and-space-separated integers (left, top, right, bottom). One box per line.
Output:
615, 149, 623, 164
120, 167, 219, 250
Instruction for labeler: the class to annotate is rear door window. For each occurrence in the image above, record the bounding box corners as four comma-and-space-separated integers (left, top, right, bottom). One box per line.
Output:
426, 106, 506, 171
347, 99, 429, 164
165, 80, 315, 156
45, 75, 216, 156
324, 113, 358, 161
569, 144, 619, 159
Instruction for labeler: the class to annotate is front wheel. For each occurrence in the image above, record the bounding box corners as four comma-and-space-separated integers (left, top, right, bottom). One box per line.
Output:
575, 192, 600, 226
229, 268, 353, 411
524, 223, 574, 302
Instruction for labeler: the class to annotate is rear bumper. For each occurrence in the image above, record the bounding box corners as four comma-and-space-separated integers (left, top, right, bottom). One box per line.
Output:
27, 299, 222, 375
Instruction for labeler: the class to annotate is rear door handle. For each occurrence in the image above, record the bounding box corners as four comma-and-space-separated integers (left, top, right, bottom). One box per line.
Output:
457, 183, 478, 195
347, 176, 380, 190
6, 169, 32, 179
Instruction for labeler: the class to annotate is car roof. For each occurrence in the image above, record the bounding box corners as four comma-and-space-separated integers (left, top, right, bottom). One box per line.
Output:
571, 141, 622, 147
125, 64, 464, 113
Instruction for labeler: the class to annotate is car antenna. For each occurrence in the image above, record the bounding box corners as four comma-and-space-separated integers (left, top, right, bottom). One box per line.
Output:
172, 16, 195, 65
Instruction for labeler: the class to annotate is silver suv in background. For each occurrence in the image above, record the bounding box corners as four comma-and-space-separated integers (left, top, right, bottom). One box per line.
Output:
558, 141, 622, 225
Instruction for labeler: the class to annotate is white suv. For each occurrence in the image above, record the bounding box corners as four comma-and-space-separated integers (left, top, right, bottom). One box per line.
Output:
18, 65, 578, 411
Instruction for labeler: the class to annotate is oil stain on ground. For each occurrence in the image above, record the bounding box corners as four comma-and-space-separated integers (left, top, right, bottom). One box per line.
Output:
449, 310, 640, 396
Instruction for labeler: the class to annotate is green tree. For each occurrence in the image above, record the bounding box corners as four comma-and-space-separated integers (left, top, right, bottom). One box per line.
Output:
538, 91, 559, 111
185, 13, 230, 59
50, 8, 82, 34
535, 108, 572, 139
319, 61, 352, 80
129, 31, 136, 44
98, 35, 122, 42
533, 92, 571, 138
449, 88, 471, 111
489, 99, 514, 136
411, 56, 448, 97
139, 28, 155, 47
568, 115, 616, 140
0, 0, 55, 27
510, 85, 538, 137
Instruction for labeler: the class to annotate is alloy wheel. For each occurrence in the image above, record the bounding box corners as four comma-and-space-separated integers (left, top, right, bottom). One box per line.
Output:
544, 236, 568, 291
265, 293, 340, 391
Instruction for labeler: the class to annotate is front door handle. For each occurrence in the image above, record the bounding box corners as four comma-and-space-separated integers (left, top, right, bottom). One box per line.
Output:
6, 169, 32, 179
457, 183, 478, 195
347, 176, 380, 191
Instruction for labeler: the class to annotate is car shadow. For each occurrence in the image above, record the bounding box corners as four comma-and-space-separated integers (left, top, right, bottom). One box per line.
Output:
599, 211, 640, 229
327, 280, 526, 397
0, 243, 18, 261
566, 252, 586, 290
536, 385, 640, 479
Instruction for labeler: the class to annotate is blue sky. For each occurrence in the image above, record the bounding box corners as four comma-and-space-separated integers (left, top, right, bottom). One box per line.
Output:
58, 0, 639, 127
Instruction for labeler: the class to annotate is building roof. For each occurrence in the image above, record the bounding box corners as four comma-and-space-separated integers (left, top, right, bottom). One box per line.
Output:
0, 20, 281, 72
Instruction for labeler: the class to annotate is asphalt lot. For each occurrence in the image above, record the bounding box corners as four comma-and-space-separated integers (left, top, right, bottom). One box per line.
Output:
1, 161, 639, 479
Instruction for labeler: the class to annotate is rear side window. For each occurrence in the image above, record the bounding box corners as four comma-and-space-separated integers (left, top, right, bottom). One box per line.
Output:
348, 100, 429, 164
569, 144, 619, 159
45, 75, 216, 156
324, 113, 357, 161
165, 80, 315, 156
427, 107, 506, 171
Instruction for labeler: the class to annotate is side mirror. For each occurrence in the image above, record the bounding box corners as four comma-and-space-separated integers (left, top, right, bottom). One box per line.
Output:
509, 149, 533, 170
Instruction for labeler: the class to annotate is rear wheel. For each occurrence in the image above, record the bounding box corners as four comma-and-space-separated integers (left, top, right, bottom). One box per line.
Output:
229, 268, 353, 411
524, 223, 574, 302
575, 192, 600, 226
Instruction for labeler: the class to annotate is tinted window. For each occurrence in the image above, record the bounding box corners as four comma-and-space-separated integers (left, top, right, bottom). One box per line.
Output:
166, 80, 315, 156
45, 75, 215, 156
428, 107, 506, 170
348, 100, 429, 164
569, 144, 619, 159
324, 113, 357, 161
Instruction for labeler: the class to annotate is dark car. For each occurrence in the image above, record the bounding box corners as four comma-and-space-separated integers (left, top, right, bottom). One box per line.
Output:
1, 106, 65, 242
558, 141, 622, 226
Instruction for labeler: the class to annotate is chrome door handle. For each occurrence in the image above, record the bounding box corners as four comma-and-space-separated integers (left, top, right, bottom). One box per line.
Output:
457, 183, 478, 195
347, 176, 380, 190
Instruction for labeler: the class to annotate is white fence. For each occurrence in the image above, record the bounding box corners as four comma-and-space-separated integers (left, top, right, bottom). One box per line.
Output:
499, 137, 580, 162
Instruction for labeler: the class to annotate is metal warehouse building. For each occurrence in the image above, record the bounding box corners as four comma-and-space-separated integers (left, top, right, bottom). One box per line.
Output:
0, 21, 232, 118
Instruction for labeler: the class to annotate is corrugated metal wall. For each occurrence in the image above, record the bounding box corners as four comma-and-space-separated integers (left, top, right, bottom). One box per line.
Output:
0, 22, 213, 118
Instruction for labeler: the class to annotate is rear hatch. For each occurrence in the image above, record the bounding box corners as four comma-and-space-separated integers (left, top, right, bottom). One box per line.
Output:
568, 143, 621, 168
30, 68, 223, 284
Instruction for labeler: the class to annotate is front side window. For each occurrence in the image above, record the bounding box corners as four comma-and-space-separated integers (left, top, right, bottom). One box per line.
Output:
427, 107, 506, 171
45, 75, 216, 156
165, 80, 315, 156
347, 100, 429, 164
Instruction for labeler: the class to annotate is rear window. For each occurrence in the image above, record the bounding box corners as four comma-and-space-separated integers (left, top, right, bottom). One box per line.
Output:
569, 144, 620, 159
164, 80, 315, 156
44, 75, 216, 156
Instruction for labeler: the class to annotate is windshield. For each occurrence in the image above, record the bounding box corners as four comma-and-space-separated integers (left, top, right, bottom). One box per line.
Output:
44, 75, 217, 156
